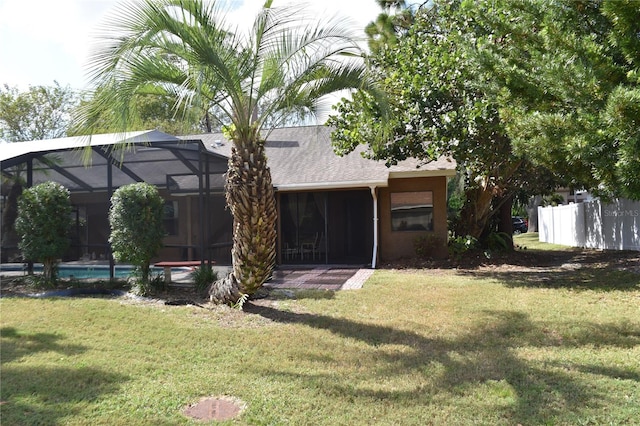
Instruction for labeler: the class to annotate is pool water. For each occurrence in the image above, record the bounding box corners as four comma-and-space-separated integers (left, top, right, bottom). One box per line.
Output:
0, 264, 164, 280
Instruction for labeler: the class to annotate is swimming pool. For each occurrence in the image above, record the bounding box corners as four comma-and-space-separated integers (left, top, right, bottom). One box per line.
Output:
0, 264, 165, 280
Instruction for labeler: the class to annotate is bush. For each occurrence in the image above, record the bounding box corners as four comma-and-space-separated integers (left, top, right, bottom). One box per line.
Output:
190, 265, 218, 296
486, 231, 513, 252
127, 266, 164, 296
448, 234, 479, 260
414, 234, 445, 259
109, 183, 164, 287
15, 182, 72, 286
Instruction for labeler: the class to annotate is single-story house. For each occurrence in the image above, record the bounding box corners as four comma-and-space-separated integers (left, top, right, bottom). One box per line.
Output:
1, 125, 456, 267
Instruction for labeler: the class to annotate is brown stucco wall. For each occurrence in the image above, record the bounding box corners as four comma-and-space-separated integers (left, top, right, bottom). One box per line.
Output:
378, 176, 449, 261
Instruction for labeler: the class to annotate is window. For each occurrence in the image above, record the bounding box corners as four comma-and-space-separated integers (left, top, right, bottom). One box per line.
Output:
163, 200, 179, 236
390, 191, 433, 231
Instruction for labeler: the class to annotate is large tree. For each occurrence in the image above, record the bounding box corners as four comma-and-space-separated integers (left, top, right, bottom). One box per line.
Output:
79, 0, 366, 304
365, 0, 416, 54
464, 0, 640, 200
71, 89, 207, 136
330, 0, 560, 241
0, 82, 77, 142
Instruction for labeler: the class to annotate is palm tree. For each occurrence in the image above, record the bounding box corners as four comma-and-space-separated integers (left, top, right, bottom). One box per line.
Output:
365, 0, 414, 54
82, 0, 367, 304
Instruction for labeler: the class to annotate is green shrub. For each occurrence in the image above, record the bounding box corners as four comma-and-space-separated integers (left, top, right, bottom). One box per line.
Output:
414, 234, 445, 259
109, 183, 164, 287
127, 266, 164, 296
190, 265, 218, 296
15, 182, 72, 286
486, 231, 513, 252
542, 193, 564, 206
448, 234, 479, 260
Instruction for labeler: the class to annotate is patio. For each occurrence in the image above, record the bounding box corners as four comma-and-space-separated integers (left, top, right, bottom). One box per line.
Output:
266, 266, 372, 290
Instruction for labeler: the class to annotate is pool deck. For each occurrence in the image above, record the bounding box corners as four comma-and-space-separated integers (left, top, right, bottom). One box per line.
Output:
0, 263, 374, 291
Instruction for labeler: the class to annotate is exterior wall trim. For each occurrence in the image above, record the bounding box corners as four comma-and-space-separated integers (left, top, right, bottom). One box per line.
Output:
276, 179, 388, 192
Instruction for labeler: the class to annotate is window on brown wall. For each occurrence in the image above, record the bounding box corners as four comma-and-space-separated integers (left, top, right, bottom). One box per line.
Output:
390, 191, 434, 231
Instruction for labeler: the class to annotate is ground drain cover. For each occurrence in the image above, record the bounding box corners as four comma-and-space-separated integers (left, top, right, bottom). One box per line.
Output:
183, 396, 244, 422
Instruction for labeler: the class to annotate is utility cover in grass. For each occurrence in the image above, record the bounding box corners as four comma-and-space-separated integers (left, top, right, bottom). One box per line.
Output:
183, 396, 244, 422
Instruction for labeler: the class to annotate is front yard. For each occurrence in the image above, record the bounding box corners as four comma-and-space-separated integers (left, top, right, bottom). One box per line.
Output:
1, 234, 639, 425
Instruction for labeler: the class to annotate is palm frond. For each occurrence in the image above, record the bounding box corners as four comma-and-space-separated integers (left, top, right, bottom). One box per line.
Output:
83, 0, 367, 137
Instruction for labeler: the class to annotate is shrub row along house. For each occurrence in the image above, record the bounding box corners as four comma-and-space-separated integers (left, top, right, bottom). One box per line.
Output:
1, 126, 455, 270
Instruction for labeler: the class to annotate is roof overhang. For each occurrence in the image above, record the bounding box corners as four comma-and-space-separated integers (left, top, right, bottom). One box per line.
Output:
388, 168, 457, 179
275, 179, 389, 192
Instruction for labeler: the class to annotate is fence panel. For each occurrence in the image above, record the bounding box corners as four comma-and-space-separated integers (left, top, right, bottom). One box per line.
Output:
538, 199, 640, 251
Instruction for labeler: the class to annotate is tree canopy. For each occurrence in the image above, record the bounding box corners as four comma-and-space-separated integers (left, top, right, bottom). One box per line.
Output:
365, 0, 416, 54
470, 0, 640, 200
331, 0, 561, 240
0, 82, 77, 142
71, 90, 205, 136
330, 0, 639, 241
109, 182, 165, 292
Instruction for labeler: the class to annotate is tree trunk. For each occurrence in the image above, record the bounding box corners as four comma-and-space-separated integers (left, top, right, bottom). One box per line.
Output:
209, 135, 277, 305
526, 195, 542, 232
455, 181, 496, 239
42, 258, 55, 285
208, 272, 244, 305
496, 194, 514, 250
141, 263, 150, 284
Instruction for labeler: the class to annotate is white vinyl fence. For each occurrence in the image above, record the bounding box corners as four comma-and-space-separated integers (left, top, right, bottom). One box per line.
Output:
538, 199, 640, 251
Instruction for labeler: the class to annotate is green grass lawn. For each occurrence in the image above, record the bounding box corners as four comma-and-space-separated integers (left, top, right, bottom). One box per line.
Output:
2, 237, 639, 425
514, 232, 581, 251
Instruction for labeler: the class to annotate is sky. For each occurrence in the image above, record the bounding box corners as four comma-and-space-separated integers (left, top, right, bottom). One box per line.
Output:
0, 0, 384, 92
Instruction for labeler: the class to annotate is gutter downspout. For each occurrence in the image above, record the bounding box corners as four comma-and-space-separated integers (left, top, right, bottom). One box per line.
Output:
370, 186, 378, 269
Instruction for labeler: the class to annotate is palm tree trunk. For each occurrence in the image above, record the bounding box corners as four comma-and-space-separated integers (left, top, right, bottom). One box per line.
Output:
209, 137, 277, 305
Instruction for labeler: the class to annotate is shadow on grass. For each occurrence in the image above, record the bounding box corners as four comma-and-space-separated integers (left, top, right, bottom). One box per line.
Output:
0, 327, 89, 363
0, 327, 128, 424
264, 288, 336, 301
457, 267, 640, 292
1, 365, 128, 425
246, 304, 640, 424
446, 246, 640, 292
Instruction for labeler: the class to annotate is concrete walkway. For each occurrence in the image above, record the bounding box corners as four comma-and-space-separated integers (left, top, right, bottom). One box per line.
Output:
265, 266, 373, 290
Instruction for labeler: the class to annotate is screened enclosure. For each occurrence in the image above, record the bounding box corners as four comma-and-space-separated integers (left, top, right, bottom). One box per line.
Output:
1, 131, 232, 265
279, 190, 373, 265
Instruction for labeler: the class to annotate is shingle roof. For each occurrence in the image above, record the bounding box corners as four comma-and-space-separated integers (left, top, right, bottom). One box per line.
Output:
1, 126, 456, 193
182, 125, 456, 190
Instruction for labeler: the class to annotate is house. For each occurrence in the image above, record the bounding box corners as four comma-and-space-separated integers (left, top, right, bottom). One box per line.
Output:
1, 126, 456, 267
